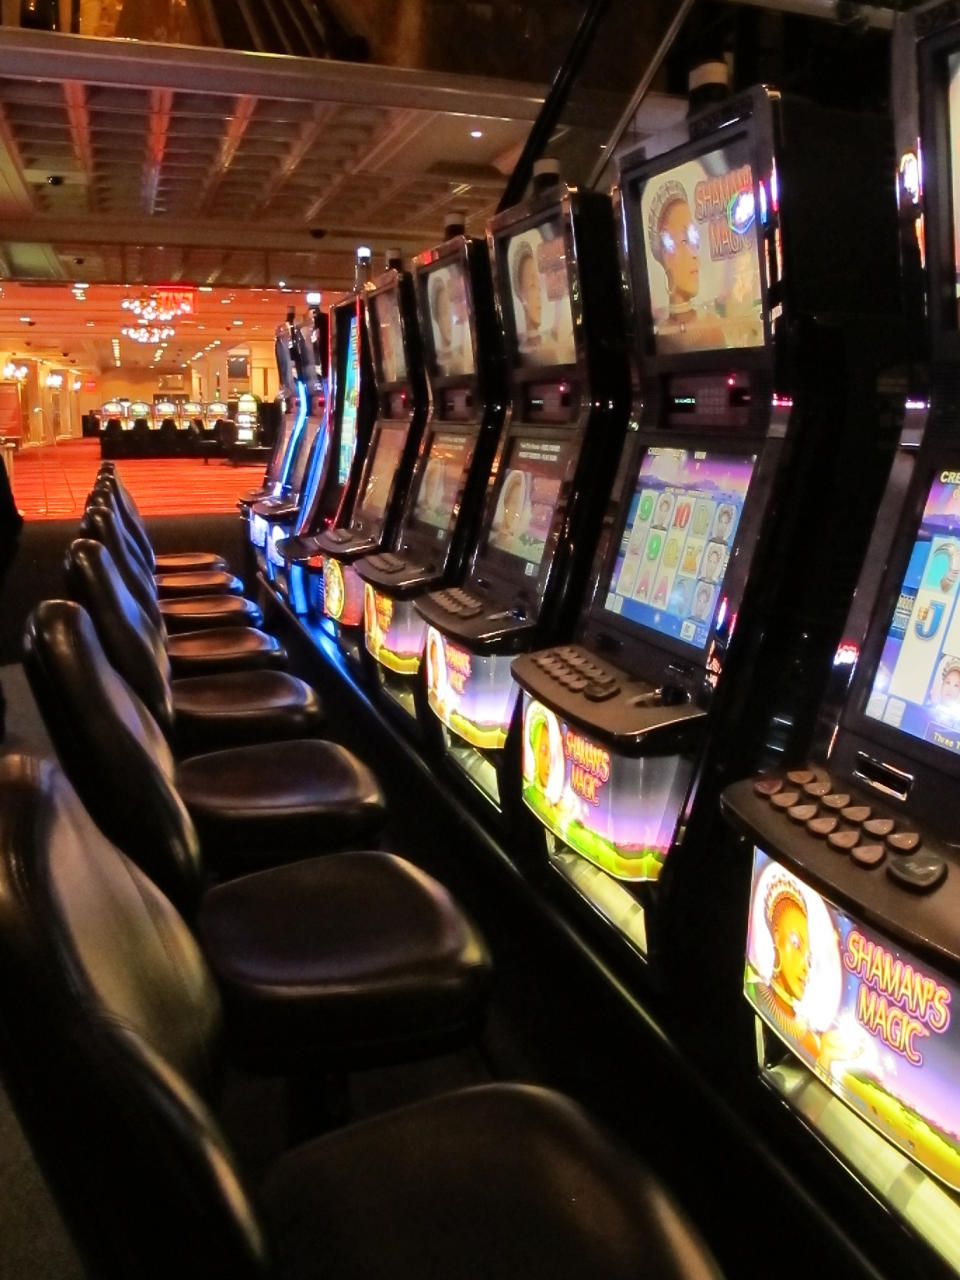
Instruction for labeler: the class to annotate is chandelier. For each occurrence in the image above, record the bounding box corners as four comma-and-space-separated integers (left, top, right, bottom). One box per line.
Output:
121, 325, 176, 344
121, 290, 193, 323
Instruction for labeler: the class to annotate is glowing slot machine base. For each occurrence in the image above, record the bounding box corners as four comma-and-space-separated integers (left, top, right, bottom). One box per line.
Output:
747, 851, 960, 1271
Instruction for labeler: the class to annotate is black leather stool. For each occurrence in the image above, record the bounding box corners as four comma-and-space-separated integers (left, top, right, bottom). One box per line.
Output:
95, 466, 229, 575
0, 753, 722, 1280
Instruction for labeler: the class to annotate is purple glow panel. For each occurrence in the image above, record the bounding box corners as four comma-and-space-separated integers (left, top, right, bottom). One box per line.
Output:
426, 626, 517, 750
746, 850, 960, 1191
364, 586, 426, 675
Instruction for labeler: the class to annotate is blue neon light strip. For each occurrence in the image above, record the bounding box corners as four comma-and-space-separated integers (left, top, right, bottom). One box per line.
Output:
278, 380, 308, 487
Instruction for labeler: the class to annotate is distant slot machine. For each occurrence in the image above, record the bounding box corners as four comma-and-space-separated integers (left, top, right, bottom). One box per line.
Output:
720, 14, 960, 1273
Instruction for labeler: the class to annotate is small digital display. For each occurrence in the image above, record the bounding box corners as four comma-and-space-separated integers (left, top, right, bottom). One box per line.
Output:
603, 447, 755, 650
372, 289, 407, 385
865, 470, 960, 757
412, 431, 473, 533
486, 436, 566, 574
505, 217, 576, 368
338, 315, 360, 486
358, 424, 406, 523
638, 140, 764, 355
425, 261, 475, 378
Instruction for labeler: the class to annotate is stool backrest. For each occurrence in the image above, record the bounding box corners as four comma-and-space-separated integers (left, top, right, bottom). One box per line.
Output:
0, 754, 269, 1280
64, 538, 174, 735
80, 502, 163, 629
96, 471, 156, 570
23, 599, 202, 911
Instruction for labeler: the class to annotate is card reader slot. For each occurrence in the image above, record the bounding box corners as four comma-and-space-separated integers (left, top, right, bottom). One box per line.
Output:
852, 752, 913, 803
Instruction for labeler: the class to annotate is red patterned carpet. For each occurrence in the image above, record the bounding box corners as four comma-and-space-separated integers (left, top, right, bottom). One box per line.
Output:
7, 438, 264, 521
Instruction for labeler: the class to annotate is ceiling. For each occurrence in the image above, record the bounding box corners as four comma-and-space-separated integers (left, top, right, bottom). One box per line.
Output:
0, 25, 685, 372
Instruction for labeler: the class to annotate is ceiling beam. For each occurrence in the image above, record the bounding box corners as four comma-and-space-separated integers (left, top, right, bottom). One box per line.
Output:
62, 81, 94, 208
142, 88, 174, 216
197, 95, 257, 216
252, 102, 339, 216
304, 108, 432, 224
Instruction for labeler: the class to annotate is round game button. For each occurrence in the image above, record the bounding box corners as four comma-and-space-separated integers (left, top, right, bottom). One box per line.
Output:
803, 780, 832, 798
754, 777, 783, 797
863, 818, 894, 838
887, 854, 946, 893
841, 805, 871, 824
821, 793, 851, 810
851, 843, 886, 868
771, 791, 801, 810
828, 829, 860, 852
787, 769, 815, 785
787, 804, 818, 823
887, 831, 921, 854
807, 815, 838, 837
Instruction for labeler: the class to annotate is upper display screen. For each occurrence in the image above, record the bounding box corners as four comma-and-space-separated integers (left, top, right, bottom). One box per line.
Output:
412, 430, 473, 533
638, 139, 764, 355
338, 314, 360, 486
358, 424, 406, 523
426, 262, 476, 379
948, 52, 960, 322
486, 436, 565, 574
505, 218, 576, 368
603, 446, 756, 651
865, 470, 960, 757
372, 290, 406, 385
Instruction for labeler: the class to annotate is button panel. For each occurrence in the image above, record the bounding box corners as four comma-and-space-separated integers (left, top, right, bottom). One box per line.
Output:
434, 587, 484, 620
751, 766, 944, 896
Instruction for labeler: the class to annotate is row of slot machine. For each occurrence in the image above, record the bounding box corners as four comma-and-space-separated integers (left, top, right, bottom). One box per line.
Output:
97, 396, 259, 455
242, 8, 960, 1272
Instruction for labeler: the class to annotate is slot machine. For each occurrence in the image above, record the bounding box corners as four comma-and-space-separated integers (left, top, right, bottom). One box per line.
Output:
128, 400, 151, 456
153, 399, 180, 456
98, 400, 126, 458
203, 400, 229, 451
181, 400, 204, 450
354, 226, 505, 728
245, 325, 301, 558
511, 87, 902, 1000
274, 291, 377, 624
414, 183, 629, 825
720, 19, 960, 1275
234, 392, 259, 448
311, 266, 428, 671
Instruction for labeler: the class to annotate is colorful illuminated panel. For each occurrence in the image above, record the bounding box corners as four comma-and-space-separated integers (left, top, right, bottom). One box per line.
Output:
364, 586, 426, 675
747, 850, 960, 1191
521, 696, 690, 881
412, 431, 473, 534
338, 316, 360, 485
323, 557, 364, 626
603, 447, 755, 651
425, 261, 475, 379
639, 140, 764, 355
486, 436, 565, 575
426, 625, 518, 750
865, 471, 960, 756
358, 425, 406, 523
505, 218, 575, 368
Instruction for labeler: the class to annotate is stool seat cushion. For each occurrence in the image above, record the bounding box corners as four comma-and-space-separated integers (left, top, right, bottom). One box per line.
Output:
160, 594, 262, 632
172, 670, 325, 755
154, 551, 227, 574
154, 569, 243, 598
262, 1083, 722, 1280
198, 852, 491, 1069
166, 626, 286, 677
176, 739, 385, 866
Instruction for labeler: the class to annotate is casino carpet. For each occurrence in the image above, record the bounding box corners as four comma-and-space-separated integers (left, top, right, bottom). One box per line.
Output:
7, 438, 264, 521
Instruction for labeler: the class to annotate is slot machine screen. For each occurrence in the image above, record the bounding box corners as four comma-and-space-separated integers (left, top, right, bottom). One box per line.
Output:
602, 446, 756, 650
357, 424, 407, 523
504, 217, 576, 368
485, 435, 566, 575
425, 261, 475, 379
371, 289, 407, 385
864, 471, 960, 757
338, 315, 360, 486
287, 417, 320, 494
948, 52, 960, 322
637, 138, 764, 355
275, 333, 294, 390
411, 430, 474, 533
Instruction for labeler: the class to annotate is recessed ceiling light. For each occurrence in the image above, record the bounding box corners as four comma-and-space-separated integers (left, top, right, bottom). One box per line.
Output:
470, 129, 483, 139
18, 316, 30, 323
233, 319, 243, 326
198, 286, 213, 293
278, 280, 286, 288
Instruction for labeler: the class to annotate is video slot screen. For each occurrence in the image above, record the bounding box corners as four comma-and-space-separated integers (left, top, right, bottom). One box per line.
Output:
948, 52, 960, 323
425, 261, 476, 379
337, 314, 360, 486
486, 436, 566, 574
504, 217, 576, 369
358, 424, 407, 523
412, 430, 474, 533
865, 470, 960, 757
288, 417, 321, 493
603, 447, 756, 650
372, 289, 407, 385
637, 139, 764, 356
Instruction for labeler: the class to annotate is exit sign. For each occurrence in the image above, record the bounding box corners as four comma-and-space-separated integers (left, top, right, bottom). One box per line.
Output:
156, 287, 197, 316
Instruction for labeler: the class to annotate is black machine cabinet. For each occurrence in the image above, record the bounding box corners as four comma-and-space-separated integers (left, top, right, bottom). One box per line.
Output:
272, 293, 377, 616
354, 233, 506, 726
512, 87, 903, 1001
718, 21, 960, 1274
413, 184, 631, 821
309, 268, 428, 668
